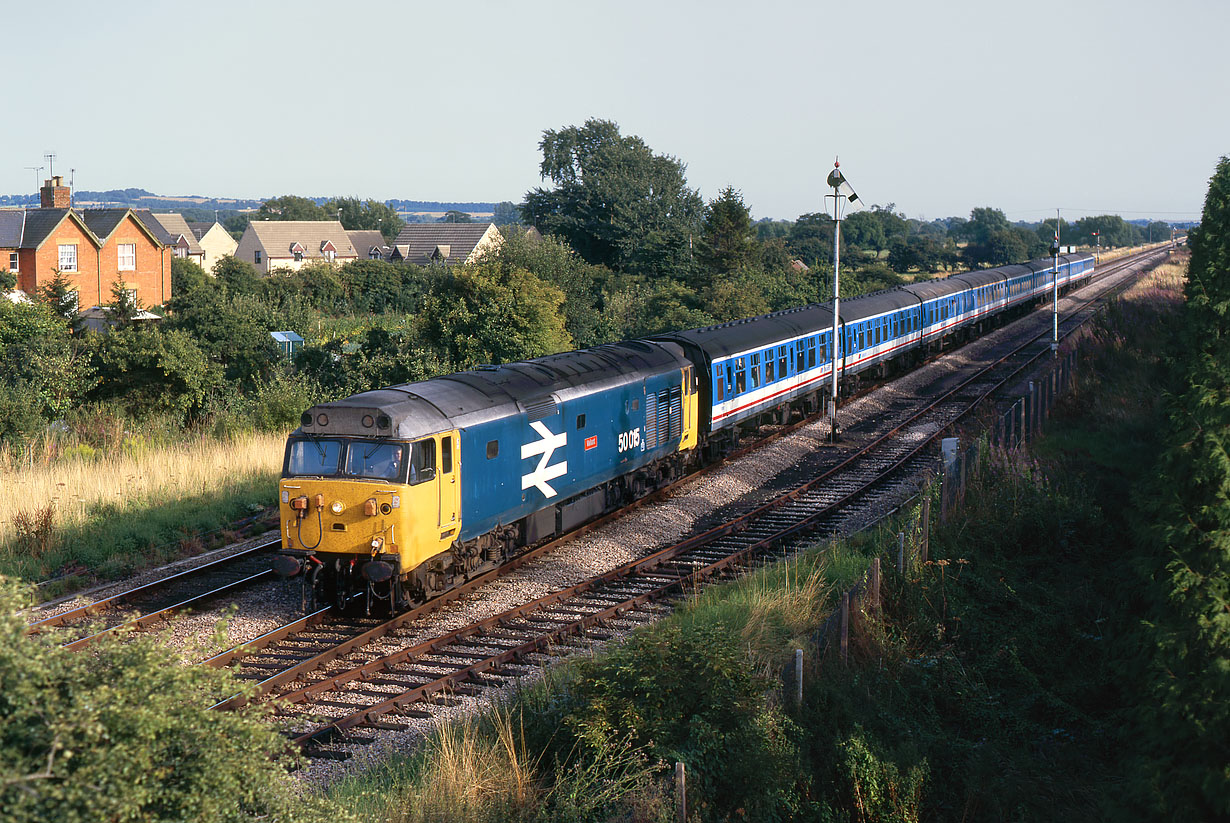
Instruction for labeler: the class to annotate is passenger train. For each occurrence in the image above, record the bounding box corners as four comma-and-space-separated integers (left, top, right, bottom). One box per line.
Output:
273, 253, 1095, 612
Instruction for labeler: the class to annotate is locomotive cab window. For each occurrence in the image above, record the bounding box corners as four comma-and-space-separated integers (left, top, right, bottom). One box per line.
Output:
486, 440, 499, 459
576, 414, 586, 429
286, 438, 342, 476
347, 440, 409, 482
441, 436, 453, 473
407, 439, 435, 484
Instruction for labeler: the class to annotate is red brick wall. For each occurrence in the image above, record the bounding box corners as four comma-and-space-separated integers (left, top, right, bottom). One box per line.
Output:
97, 214, 170, 307
16, 213, 172, 308
19, 218, 102, 305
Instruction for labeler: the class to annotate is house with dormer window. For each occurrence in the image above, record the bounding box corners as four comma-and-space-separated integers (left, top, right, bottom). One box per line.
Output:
233, 220, 358, 273
388, 222, 503, 267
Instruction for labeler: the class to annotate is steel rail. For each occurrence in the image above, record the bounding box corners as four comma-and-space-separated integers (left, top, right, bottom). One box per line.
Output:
26, 539, 281, 641
228, 247, 1167, 732
279, 252, 1168, 750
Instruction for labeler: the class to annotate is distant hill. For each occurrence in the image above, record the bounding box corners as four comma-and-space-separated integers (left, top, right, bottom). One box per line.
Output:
0, 189, 499, 215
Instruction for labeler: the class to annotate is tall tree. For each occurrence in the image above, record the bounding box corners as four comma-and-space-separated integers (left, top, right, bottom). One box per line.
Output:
254, 195, 329, 222
696, 186, 758, 278
785, 212, 835, 269
520, 119, 704, 281
325, 197, 405, 242
1136, 156, 1230, 819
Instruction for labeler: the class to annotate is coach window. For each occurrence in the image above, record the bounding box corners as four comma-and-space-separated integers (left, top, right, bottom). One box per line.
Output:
805, 337, 815, 368
796, 343, 805, 373
750, 353, 761, 389
735, 357, 746, 394
486, 440, 499, 459
714, 367, 725, 402
778, 346, 788, 378
764, 350, 775, 383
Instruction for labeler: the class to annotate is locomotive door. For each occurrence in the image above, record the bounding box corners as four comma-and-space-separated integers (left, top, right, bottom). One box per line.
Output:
437, 432, 459, 529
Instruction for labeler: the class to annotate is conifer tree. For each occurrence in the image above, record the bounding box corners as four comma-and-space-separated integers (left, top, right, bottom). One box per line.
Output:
1142, 155, 1230, 818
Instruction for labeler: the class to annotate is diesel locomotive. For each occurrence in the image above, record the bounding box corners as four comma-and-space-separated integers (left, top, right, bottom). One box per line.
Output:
273, 253, 1094, 613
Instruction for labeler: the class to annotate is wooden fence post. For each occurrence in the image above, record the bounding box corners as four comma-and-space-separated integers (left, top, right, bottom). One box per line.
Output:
870, 557, 881, 612
840, 591, 850, 664
897, 531, 905, 575
920, 495, 931, 564
794, 648, 803, 706
676, 762, 686, 823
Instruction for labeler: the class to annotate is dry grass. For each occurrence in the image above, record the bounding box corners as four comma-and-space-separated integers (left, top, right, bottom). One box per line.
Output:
0, 431, 285, 551
391, 709, 541, 823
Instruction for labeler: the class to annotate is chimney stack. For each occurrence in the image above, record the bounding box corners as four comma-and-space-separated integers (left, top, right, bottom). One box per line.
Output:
40, 175, 70, 209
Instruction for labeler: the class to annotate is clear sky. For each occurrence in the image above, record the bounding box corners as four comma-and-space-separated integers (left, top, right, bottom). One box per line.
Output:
3, 0, 1224, 223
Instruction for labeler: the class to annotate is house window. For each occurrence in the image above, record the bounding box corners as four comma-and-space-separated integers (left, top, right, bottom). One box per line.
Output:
293, 250, 303, 262
8, 252, 16, 272
118, 243, 136, 271
325, 249, 336, 263
254, 250, 262, 265
58, 244, 77, 272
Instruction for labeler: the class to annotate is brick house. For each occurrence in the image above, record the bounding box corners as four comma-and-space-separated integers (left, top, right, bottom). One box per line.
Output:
135, 211, 205, 269
0, 177, 172, 309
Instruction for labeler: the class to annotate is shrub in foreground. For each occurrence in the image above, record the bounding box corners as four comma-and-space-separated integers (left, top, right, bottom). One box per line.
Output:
0, 578, 346, 823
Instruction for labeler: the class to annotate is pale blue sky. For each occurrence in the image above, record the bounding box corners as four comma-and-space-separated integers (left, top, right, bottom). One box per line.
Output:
3, 0, 1223, 222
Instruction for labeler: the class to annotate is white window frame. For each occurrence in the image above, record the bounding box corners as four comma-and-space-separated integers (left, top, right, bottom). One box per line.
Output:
58, 244, 77, 272
7, 252, 16, 272
118, 243, 136, 271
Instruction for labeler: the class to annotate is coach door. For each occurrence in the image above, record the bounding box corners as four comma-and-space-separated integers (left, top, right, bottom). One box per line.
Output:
437, 432, 459, 530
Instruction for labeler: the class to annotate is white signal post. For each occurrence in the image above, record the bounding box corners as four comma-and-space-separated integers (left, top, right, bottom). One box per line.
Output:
824, 159, 859, 442
1052, 208, 1060, 357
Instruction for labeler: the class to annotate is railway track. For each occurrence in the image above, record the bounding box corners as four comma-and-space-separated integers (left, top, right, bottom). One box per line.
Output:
26, 539, 280, 650
215, 246, 1170, 758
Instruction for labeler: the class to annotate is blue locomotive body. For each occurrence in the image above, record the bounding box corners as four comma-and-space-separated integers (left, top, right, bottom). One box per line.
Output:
277, 251, 1095, 611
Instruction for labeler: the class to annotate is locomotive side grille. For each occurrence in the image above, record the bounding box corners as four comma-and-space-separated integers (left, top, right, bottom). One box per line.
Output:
645, 392, 659, 449
668, 387, 682, 440
525, 396, 558, 421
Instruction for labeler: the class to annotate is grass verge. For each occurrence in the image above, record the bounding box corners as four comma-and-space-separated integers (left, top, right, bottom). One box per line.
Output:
0, 431, 285, 591
315, 256, 1185, 821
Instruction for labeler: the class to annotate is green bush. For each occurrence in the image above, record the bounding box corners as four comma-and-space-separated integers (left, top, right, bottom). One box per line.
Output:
535, 620, 806, 821
0, 578, 347, 823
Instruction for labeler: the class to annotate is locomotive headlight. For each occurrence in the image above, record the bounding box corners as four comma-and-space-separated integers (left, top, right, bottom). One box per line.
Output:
330, 501, 345, 515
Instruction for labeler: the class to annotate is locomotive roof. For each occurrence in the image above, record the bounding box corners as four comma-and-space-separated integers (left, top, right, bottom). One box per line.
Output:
295, 340, 688, 441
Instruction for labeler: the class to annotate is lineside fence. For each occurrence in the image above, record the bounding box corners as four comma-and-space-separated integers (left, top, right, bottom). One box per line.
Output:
777, 344, 1082, 700
674, 346, 1087, 819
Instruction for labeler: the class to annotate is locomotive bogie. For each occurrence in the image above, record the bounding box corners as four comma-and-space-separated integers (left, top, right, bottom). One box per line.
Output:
277, 253, 1095, 614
